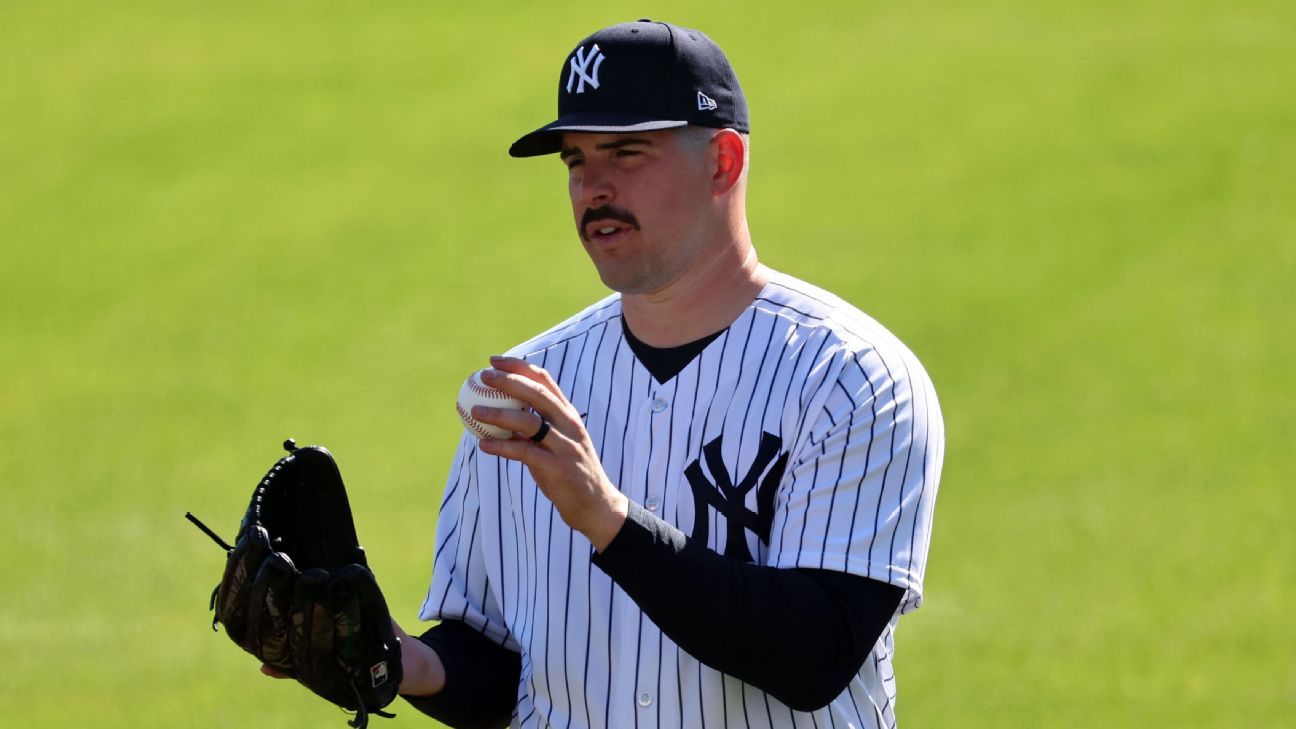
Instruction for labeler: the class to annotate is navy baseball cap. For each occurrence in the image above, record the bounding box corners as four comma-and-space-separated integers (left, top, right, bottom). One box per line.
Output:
509, 19, 749, 157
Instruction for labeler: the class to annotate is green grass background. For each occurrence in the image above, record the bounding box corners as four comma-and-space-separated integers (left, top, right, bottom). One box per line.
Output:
1, 1, 1292, 726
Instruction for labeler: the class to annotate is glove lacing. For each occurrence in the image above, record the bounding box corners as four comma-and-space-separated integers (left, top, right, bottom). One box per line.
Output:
185, 512, 233, 631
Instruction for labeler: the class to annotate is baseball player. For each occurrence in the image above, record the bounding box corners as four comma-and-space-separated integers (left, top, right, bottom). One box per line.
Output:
395, 19, 944, 729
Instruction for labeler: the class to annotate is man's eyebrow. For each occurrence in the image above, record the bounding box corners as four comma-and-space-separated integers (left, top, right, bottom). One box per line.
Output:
560, 138, 654, 159
595, 138, 653, 151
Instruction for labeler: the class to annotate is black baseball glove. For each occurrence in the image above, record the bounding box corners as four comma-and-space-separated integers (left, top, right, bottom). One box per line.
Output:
187, 439, 402, 728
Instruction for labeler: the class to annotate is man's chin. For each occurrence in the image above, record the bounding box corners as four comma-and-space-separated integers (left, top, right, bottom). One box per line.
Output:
594, 265, 650, 295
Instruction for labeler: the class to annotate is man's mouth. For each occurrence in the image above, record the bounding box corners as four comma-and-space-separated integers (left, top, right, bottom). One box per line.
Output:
585, 220, 633, 242
581, 206, 640, 244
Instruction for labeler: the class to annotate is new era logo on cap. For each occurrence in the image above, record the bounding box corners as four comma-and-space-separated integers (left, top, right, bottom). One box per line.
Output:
697, 91, 717, 111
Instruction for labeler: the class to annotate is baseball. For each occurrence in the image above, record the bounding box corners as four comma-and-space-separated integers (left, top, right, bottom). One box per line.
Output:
456, 369, 528, 440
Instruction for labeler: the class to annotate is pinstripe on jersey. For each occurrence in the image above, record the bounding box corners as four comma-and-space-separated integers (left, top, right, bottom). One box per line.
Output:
421, 270, 944, 729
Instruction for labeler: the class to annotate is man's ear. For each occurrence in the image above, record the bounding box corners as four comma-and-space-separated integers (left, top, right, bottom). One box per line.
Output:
710, 129, 746, 195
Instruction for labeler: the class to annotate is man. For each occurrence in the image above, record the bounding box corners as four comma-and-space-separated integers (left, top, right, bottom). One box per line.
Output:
398, 19, 943, 729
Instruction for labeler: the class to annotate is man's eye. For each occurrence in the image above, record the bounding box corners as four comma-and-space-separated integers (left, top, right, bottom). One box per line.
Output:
616, 150, 640, 158
565, 158, 584, 169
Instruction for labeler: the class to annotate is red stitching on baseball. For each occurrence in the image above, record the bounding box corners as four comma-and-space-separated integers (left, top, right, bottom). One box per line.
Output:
467, 371, 520, 403
457, 402, 498, 439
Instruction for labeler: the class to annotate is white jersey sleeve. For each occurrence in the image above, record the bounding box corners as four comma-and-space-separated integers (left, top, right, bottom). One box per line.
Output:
419, 435, 520, 651
762, 276, 944, 615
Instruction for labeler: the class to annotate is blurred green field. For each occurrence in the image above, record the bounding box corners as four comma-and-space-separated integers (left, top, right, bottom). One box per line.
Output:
1, 1, 1292, 727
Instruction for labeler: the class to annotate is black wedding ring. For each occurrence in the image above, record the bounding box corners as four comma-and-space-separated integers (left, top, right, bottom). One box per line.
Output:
530, 418, 552, 443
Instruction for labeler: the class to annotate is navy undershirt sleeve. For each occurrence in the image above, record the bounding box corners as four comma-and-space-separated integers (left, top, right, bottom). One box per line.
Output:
400, 620, 519, 729
592, 501, 904, 711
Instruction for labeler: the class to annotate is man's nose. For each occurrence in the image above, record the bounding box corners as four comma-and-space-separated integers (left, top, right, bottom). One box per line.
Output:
576, 166, 614, 207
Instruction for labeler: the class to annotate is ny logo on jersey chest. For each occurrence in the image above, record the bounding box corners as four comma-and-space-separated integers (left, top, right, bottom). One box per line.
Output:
684, 432, 789, 563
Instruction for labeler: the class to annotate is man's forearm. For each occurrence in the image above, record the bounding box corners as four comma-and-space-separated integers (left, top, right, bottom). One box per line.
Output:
392, 621, 447, 697
399, 620, 521, 729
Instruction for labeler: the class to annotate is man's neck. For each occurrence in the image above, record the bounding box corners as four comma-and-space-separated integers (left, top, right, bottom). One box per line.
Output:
621, 244, 770, 348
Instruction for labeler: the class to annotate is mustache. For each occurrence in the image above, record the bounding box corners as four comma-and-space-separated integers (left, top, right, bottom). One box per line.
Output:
580, 205, 641, 233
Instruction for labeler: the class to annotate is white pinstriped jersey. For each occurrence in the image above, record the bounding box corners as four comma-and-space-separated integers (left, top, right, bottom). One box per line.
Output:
421, 270, 944, 729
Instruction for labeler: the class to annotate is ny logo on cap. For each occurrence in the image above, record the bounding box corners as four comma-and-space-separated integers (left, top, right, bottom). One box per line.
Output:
566, 44, 605, 94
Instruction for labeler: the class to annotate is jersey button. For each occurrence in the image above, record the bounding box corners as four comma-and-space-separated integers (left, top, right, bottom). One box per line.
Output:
637, 691, 653, 707
651, 398, 668, 413
645, 496, 661, 512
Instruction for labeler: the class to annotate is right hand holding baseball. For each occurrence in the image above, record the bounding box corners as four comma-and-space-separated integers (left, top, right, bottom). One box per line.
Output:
469, 356, 629, 552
